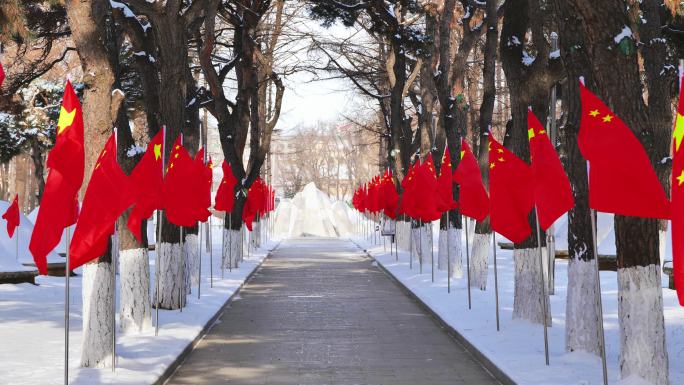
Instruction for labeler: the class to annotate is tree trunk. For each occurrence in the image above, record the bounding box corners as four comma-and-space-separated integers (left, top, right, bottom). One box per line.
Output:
563, 1, 669, 382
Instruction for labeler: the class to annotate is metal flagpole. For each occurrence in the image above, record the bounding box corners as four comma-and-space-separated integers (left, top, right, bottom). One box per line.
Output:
112, 229, 117, 372
447, 212, 451, 293
547, 33, 559, 296
179, 227, 184, 312
431, 222, 435, 282
534, 211, 550, 365
210, 216, 213, 288
465, 218, 472, 309
228, 213, 232, 272
409, 220, 413, 270
493, 232, 500, 331
419, 220, 423, 274
590, 209, 609, 385
65, 227, 71, 385
198, 221, 202, 300
155, 211, 161, 336
16, 223, 19, 260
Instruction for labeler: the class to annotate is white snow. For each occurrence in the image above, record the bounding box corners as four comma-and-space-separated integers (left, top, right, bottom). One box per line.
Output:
0, 200, 62, 272
614, 26, 634, 44
356, 226, 684, 385
0, 220, 276, 384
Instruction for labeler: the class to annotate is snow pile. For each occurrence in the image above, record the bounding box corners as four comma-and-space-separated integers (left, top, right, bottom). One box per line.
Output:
273, 182, 356, 238
1, 200, 62, 272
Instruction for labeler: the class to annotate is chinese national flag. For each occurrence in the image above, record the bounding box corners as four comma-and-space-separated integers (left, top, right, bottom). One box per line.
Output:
454, 139, 489, 221
671, 76, 684, 306
381, 169, 399, 219
243, 178, 265, 231
191, 148, 212, 222
399, 162, 418, 217
488, 134, 534, 243
2, 194, 20, 238
29, 80, 84, 274
579, 83, 669, 219
413, 154, 442, 222
436, 147, 458, 213
528, 110, 574, 230
69, 134, 135, 269
127, 128, 165, 243
163, 137, 197, 227
215, 161, 238, 212
0, 62, 5, 87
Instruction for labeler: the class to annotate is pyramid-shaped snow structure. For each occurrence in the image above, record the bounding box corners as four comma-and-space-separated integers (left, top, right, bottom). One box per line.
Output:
273, 182, 357, 238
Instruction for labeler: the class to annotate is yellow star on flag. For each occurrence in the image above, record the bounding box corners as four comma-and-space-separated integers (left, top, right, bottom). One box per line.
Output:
489, 162, 495, 169
460, 150, 465, 159
677, 169, 684, 186
602, 115, 613, 123
154, 144, 162, 161
674, 113, 684, 152
497, 148, 504, 154
539, 130, 546, 135
528, 128, 535, 140
57, 107, 76, 135
589, 109, 600, 117
498, 157, 505, 162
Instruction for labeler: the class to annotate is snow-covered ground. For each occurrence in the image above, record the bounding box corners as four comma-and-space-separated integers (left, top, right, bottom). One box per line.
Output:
355, 231, 684, 385
0, 219, 277, 385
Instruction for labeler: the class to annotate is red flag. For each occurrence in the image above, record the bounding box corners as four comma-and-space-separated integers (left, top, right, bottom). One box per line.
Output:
436, 147, 458, 213
215, 161, 238, 212
411, 154, 442, 222
0, 62, 5, 88
127, 128, 165, 243
528, 110, 574, 230
191, 148, 212, 222
163, 137, 197, 227
579, 83, 669, 219
399, 162, 418, 217
2, 194, 20, 238
671, 76, 684, 305
381, 170, 400, 219
488, 134, 534, 243
243, 178, 265, 231
30, 80, 84, 274
69, 134, 135, 269
454, 139, 489, 221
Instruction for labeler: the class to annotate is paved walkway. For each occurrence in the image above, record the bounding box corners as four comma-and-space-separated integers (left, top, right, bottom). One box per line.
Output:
167, 237, 499, 385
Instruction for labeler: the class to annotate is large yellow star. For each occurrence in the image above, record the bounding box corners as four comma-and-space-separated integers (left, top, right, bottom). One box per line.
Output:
677, 170, 684, 186
460, 150, 465, 159
497, 148, 504, 154
602, 115, 613, 123
589, 109, 600, 117
154, 143, 162, 161
674, 113, 684, 152
57, 107, 76, 135
528, 128, 535, 140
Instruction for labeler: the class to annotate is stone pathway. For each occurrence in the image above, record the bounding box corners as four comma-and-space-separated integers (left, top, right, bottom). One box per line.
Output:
167, 237, 500, 385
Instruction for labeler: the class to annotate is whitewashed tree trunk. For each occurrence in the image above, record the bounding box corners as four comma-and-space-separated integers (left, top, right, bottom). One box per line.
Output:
119, 248, 151, 333
438, 228, 462, 278
222, 229, 242, 268
565, 256, 600, 355
411, 225, 432, 266
470, 233, 490, 290
155, 242, 184, 309
658, 229, 667, 268
81, 261, 114, 368
512, 247, 551, 325
184, 234, 199, 294
618, 264, 668, 385
397, 221, 411, 251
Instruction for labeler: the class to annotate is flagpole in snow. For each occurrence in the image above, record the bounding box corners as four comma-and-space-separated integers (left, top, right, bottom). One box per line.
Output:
179, 226, 184, 312
409, 219, 413, 269
64, 227, 70, 385
431, 221, 435, 283
546, 33, 559, 296
465, 218, 471, 309
590, 209, 609, 385
492, 232, 500, 331
112, 128, 117, 372
155, 125, 166, 336
534, 210, 550, 365
446, 211, 451, 293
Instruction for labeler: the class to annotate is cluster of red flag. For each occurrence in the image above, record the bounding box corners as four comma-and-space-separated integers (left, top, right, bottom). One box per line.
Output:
25, 80, 276, 275
352, 169, 399, 219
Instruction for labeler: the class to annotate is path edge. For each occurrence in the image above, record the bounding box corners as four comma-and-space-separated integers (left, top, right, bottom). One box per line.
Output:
155, 241, 282, 385
350, 239, 516, 385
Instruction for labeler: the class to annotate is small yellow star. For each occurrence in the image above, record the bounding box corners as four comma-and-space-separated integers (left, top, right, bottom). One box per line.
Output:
602, 115, 613, 123
460, 150, 465, 159
528, 128, 536, 140
174, 153, 179, 158
95, 162, 101, 170
489, 162, 495, 169
589, 109, 600, 117
498, 157, 505, 162
497, 149, 504, 154
539, 130, 546, 135
677, 170, 684, 186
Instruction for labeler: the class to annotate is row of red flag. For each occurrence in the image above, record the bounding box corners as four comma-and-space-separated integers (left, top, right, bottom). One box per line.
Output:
16, 81, 275, 275
352, 79, 684, 303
